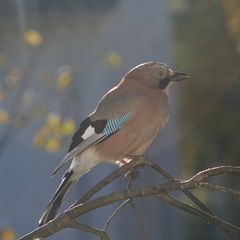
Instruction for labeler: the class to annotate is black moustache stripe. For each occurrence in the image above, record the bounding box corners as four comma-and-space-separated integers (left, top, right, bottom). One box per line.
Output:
159, 77, 171, 89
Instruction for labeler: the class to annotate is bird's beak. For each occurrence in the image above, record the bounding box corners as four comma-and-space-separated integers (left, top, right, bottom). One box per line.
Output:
170, 72, 190, 82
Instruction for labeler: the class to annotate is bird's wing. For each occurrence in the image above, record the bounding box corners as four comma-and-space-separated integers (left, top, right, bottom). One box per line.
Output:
52, 87, 142, 176
52, 110, 134, 176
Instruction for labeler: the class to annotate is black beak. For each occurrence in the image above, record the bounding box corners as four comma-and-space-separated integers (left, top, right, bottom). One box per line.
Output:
170, 72, 190, 82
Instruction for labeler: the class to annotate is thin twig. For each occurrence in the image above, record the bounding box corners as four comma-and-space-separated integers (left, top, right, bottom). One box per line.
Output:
199, 182, 240, 198
70, 156, 212, 217
188, 166, 240, 182
158, 193, 239, 239
69, 156, 148, 208
17, 163, 240, 240
100, 200, 130, 240
103, 200, 130, 231
144, 157, 213, 214
127, 180, 149, 240
130, 200, 149, 240
69, 221, 110, 240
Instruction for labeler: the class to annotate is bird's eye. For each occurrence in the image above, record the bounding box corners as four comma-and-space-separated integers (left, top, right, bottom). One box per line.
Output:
156, 69, 164, 79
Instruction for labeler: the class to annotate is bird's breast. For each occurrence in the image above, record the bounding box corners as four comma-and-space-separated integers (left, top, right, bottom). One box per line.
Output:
95, 91, 170, 161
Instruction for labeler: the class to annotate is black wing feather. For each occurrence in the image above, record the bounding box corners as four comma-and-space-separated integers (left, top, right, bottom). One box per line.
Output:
68, 117, 107, 152
68, 117, 90, 152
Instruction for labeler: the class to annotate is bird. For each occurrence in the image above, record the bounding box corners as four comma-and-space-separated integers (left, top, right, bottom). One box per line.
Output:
39, 61, 189, 226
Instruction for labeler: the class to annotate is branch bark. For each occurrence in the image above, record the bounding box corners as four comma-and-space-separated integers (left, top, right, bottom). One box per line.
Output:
17, 157, 240, 240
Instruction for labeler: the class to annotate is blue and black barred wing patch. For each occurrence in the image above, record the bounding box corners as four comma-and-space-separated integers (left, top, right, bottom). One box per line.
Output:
102, 111, 133, 135
52, 111, 134, 176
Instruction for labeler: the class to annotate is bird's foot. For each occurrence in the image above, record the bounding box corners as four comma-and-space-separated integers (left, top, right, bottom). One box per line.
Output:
124, 164, 145, 186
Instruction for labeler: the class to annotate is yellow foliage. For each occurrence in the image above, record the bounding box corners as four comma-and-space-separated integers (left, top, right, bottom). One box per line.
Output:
0, 109, 9, 125
105, 51, 122, 67
0, 89, 5, 101
39, 125, 50, 136
33, 114, 77, 153
57, 66, 73, 90
24, 30, 43, 46
33, 132, 46, 148
1, 227, 16, 240
223, 0, 240, 54
61, 118, 76, 135
45, 138, 60, 152
46, 113, 61, 129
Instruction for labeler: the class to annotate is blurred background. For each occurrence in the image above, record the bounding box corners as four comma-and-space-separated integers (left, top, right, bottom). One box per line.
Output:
0, 0, 239, 239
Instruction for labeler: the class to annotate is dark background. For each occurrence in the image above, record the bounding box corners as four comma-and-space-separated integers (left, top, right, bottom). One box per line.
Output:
0, 0, 239, 239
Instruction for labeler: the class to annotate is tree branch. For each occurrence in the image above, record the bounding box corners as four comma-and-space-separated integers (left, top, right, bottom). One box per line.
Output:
199, 182, 240, 198
17, 157, 240, 240
158, 193, 239, 239
127, 180, 149, 240
70, 156, 212, 215
103, 200, 130, 231
69, 221, 110, 240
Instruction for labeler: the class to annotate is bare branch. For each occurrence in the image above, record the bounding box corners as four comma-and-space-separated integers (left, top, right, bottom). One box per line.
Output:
158, 193, 239, 239
143, 157, 213, 214
69, 221, 110, 240
130, 199, 149, 240
127, 180, 149, 240
103, 200, 130, 231
70, 156, 212, 216
17, 158, 240, 240
188, 166, 240, 182
69, 156, 148, 208
199, 182, 240, 198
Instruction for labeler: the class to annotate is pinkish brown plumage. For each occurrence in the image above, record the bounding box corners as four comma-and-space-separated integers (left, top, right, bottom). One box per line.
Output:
39, 61, 189, 226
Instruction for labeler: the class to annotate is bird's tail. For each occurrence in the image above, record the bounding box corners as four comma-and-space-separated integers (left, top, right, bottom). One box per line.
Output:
39, 170, 76, 226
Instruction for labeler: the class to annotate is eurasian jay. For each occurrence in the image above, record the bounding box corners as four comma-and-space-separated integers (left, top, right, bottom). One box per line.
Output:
39, 61, 189, 226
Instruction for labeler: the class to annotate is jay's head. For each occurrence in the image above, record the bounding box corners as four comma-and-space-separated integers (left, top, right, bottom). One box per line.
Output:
123, 61, 189, 90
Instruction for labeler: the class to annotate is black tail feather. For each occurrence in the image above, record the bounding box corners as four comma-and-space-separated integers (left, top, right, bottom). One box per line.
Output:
39, 170, 75, 226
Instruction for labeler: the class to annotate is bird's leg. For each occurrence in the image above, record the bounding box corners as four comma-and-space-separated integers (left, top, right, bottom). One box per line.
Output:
123, 155, 146, 184
125, 165, 145, 184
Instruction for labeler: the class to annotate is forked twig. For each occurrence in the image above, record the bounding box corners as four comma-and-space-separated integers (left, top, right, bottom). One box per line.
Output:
158, 193, 239, 239
17, 157, 240, 240
199, 182, 240, 198
69, 221, 110, 240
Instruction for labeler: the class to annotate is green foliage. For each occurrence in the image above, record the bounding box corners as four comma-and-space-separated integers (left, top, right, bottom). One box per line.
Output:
174, 0, 240, 171
174, 0, 240, 238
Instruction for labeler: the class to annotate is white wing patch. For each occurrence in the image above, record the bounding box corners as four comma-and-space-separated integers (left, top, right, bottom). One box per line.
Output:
52, 111, 134, 176
82, 125, 95, 140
